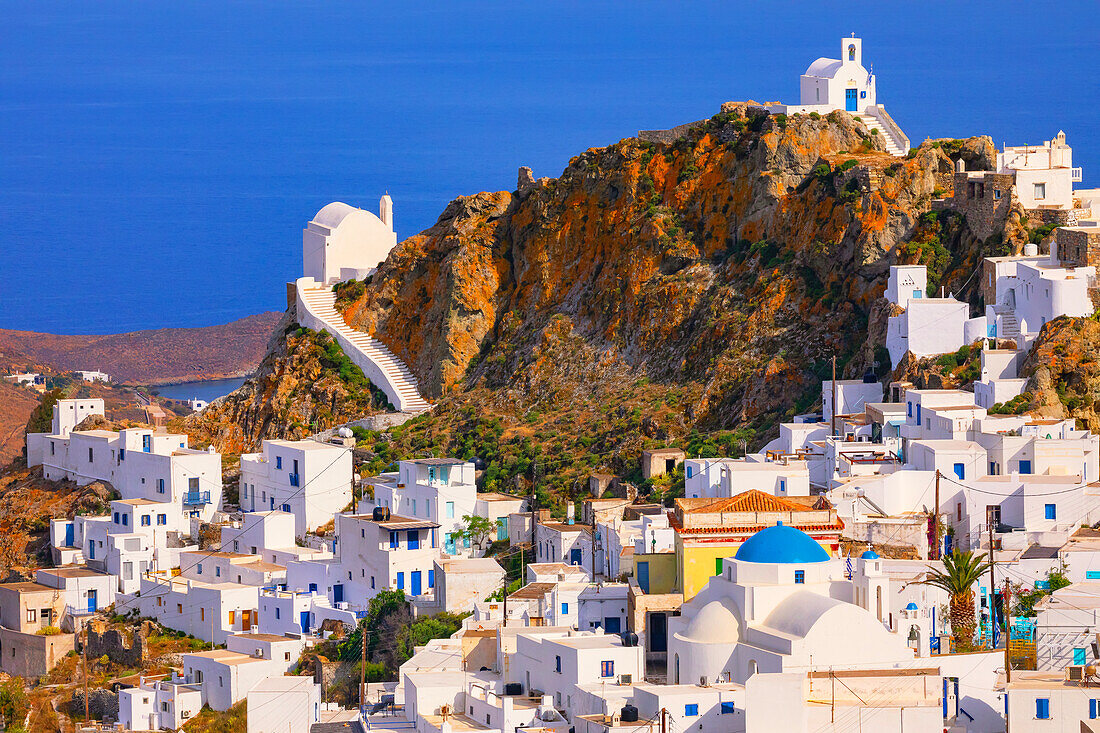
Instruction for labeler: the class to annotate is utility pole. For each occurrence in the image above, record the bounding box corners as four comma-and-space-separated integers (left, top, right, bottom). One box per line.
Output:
360, 622, 367, 715
831, 356, 838, 437
987, 515, 997, 650
591, 507, 598, 583
502, 575, 509, 628
660, 707, 668, 733
1004, 578, 1013, 683
830, 669, 835, 724
933, 470, 941, 560
82, 626, 89, 722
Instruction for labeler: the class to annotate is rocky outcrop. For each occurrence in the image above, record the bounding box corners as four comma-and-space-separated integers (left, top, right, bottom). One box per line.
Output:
1021, 316, 1100, 430
184, 307, 389, 453
190, 108, 1013, 499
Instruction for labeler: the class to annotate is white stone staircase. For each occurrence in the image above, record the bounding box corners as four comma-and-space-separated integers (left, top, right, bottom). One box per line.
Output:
853, 107, 909, 157
994, 305, 1022, 343
296, 280, 431, 413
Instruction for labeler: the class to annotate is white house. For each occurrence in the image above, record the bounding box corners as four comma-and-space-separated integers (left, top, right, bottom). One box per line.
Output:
302, 198, 397, 285
246, 675, 321, 733
132, 573, 262, 645
1004, 670, 1100, 733
1034, 582, 1100, 672
239, 439, 352, 536
366, 459, 479, 555
118, 676, 204, 731
884, 266, 986, 369
181, 635, 299, 712
75, 370, 110, 383
998, 132, 1081, 212
821, 378, 884, 427
984, 255, 1094, 348
684, 457, 810, 499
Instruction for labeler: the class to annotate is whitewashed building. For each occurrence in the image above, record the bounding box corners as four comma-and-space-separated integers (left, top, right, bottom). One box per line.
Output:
302, 198, 396, 285
239, 439, 352, 536
366, 459, 478, 554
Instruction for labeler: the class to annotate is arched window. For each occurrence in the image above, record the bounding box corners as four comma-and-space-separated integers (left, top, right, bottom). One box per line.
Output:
848, 44, 856, 61
747, 659, 758, 677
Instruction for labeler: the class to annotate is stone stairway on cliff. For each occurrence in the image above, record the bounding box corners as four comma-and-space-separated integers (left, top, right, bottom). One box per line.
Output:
852, 109, 908, 157
297, 285, 432, 413
993, 305, 1022, 343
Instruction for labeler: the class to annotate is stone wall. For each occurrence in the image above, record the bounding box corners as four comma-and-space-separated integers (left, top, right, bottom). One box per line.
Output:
947, 171, 1017, 241
843, 518, 928, 558
1054, 227, 1100, 268
0, 626, 76, 677
85, 619, 154, 668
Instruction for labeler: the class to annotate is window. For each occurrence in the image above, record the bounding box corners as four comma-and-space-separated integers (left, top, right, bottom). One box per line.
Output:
157, 514, 166, 525
215, 567, 221, 577
88, 447, 94, 462
721, 701, 736, 715
561, 602, 569, 615
446, 501, 455, 519
177, 604, 183, 614
428, 569, 434, 588
140, 515, 150, 526
189, 477, 199, 492
1091, 699, 1098, 719
200, 608, 205, 622
411, 499, 417, 516
50, 442, 55, 456
113, 512, 120, 524
794, 570, 805, 584
907, 402, 912, 417
916, 404, 921, 426
555, 655, 562, 673
1035, 697, 1050, 719
989, 461, 997, 476
371, 576, 375, 589
276, 456, 282, 469
390, 531, 399, 549
1034, 183, 1046, 201
600, 661, 614, 678
275, 608, 281, 620
847, 43, 856, 61
122, 514, 128, 526
953, 463, 965, 480
26, 609, 35, 623
1045, 504, 1057, 520
994, 189, 1002, 200
397, 572, 404, 590
715, 558, 723, 576
686, 465, 693, 479
779, 479, 786, 493
407, 530, 420, 550
685, 704, 699, 717
197, 563, 203, 574
282, 504, 291, 513
142, 434, 151, 452
957, 502, 962, 521
234, 541, 239, 552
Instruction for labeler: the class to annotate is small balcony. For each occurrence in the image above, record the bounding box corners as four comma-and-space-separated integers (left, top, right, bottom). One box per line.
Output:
183, 490, 211, 505
1072, 167, 1083, 182
289, 473, 300, 487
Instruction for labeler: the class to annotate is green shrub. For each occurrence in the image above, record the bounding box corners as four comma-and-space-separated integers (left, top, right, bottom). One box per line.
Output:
835, 159, 860, 174
812, 162, 832, 179
809, 111, 821, 120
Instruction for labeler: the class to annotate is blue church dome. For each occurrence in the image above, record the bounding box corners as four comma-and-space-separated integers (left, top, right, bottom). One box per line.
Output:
861, 550, 881, 559
905, 602, 919, 611
734, 522, 831, 564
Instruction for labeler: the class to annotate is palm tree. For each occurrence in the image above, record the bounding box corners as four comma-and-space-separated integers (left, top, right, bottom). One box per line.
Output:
919, 549, 992, 644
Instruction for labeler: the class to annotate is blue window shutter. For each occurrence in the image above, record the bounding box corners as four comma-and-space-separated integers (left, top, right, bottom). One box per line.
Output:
1036, 698, 1049, 719
1045, 504, 1056, 520
397, 572, 404, 590
428, 569, 435, 588
953, 463, 965, 480
685, 704, 698, 717
1091, 699, 1097, 719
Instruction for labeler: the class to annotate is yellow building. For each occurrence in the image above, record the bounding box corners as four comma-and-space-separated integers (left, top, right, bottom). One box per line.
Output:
669, 491, 843, 601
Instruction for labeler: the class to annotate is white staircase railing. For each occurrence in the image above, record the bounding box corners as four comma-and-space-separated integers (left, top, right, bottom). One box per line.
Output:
295, 277, 431, 413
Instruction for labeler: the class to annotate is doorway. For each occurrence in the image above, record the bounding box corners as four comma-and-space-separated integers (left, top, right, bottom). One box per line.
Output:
845, 88, 858, 112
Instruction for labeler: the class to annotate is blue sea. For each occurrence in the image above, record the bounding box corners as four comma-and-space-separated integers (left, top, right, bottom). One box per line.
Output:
2, 1, 1098, 335
153, 377, 247, 403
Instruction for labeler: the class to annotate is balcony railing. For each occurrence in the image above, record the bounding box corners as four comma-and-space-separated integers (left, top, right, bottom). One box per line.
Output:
289, 473, 300, 487
183, 490, 211, 505
1072, 167, 1083, 182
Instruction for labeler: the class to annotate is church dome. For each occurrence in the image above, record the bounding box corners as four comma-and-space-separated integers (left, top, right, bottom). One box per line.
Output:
734, 523, 830, 564
861, 550, 880, 559
804, 57, 841, 79
683, 600, 740, 644
310, 201, 386, 230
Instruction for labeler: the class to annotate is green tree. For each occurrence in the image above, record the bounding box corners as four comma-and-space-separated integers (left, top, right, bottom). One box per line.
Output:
0, 678, 28, 730
919, 549, 992, 645
452, 515, 496, 552
25, 388, 64, 436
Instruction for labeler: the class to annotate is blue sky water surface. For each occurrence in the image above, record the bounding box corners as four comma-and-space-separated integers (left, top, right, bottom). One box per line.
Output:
2, 1, 1098, 333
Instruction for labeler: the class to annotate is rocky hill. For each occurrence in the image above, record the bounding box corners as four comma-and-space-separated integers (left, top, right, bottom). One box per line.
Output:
0, 311, 282, 384
190, 106, 1021, 502
184, 308, 390, 453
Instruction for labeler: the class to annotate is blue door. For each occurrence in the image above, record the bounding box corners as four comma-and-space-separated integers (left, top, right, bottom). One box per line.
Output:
1075, 647, 1087, 665
87, 590, 97, 613
411, 571, 422, 597
444, 534, 456, 554
603, 617, 621, 634
300, 611, 310, 634
88, 542, 95, 560
64, 523, 74, 547
637, 562, 650, 593
845, 88, 858, 112
308, 583, 318, 593
333, 584, 344, 603
570, 548, 582, 566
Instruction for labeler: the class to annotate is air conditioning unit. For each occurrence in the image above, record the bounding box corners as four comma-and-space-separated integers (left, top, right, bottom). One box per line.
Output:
1067, 665, 1086, 682
700, 676, 710, 687
254, 648, 264, 658
618, 674, 632, 685
440, 704, 452, 716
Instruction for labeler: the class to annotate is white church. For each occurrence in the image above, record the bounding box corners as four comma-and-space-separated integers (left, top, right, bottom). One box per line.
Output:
767, 35, 910, 156
302, 196, 396, 285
